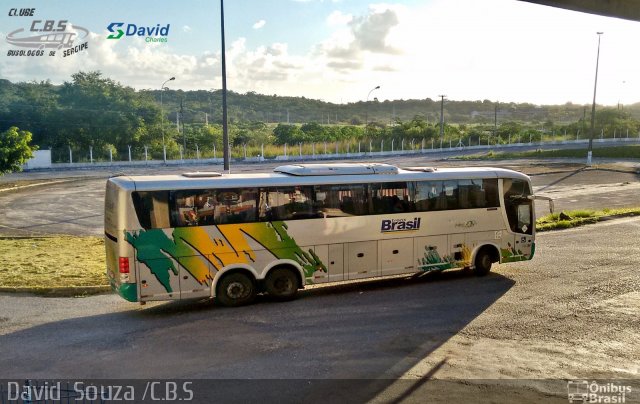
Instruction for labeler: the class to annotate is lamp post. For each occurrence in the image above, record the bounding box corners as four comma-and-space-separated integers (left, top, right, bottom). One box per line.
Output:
365, 85, 380, 136
587, 32, 603, 166
618, 80, 626, 110
160, 76, 175, 163
438, 95, 446, 148
221, 0, 230, 172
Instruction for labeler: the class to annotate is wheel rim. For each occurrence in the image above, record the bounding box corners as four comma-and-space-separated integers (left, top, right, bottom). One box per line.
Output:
226, 281, 249, 300
479, 254, 491, 270
273, 276, 293, 294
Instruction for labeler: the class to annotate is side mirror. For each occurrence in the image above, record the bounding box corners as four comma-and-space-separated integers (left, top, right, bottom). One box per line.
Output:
528, 195, 554, 215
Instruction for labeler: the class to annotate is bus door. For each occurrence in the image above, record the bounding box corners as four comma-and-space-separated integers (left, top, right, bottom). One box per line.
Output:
502, 179, 534, 261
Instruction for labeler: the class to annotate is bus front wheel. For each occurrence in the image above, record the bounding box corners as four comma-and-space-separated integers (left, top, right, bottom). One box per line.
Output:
216, 272, 256, 307
474, 249, 494, 277
265, 267, 299, 301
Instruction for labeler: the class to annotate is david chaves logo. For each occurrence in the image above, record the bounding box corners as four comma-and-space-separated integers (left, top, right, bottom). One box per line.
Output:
567, 380, 632, 403
107, 22, 170, 43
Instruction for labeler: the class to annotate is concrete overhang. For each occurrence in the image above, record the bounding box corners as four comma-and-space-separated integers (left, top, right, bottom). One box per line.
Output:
521, 0, 640, 22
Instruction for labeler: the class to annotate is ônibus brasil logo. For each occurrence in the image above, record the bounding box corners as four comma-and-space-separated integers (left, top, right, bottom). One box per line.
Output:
107, 22, 170, 43
381, 218, 421, 233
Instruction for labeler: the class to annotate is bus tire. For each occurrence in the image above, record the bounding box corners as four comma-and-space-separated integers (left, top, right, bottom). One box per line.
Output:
216, 272, 256, 307
265, 267, 299, 301
474, 248, 494, 277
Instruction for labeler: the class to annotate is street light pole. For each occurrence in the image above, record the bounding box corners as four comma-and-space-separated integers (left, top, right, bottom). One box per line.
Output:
160, 76, 175, 163
588, 32, 603, 166
220, 0, 230, 172
365, 85, 380, 136
438, 95, 446, 147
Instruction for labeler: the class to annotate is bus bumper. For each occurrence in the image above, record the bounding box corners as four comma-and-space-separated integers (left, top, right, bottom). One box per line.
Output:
109, 278, 138, 302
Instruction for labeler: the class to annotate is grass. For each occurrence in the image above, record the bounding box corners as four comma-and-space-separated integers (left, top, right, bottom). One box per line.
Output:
536, 207, 640, 231
1, 207, 639, 294
454, 145, 640, 160
0, 236, 108, 293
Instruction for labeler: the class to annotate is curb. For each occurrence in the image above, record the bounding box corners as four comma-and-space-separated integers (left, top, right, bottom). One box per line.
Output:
0, 285, 111, 297
0, 179, 80, 193
537, 212, 639, 232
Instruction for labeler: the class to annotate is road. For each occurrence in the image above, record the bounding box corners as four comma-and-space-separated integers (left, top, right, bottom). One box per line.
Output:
0, 217, 639, 402
0, 156, 638, 237
0, 155, 639, 402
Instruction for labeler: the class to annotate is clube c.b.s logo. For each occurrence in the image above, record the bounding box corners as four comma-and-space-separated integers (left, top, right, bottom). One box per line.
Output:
381, 218, 421, 233
5, 7, 89, 57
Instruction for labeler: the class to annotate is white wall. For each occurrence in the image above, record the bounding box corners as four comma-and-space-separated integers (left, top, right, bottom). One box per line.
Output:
24, 150, 52, 170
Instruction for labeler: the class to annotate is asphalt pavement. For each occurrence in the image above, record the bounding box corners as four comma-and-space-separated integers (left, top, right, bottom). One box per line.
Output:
0, 217, 638, 403
0, 155, 639, 403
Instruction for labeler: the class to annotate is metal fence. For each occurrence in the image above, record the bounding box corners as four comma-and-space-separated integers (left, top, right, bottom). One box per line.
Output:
25, 133, 640, 171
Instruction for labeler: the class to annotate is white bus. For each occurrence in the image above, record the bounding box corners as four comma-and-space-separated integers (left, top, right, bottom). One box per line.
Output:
104, 163, 552, 306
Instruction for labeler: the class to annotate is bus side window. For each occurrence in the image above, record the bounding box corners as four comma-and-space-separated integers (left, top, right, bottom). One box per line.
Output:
170, 191, 199, 227
150, 192, 170, 228
313, 184, 368, 217
217, 189, 258, 224
443, 181, 458, 210
341, 184, 368, 216
196, 190, 217, 226
457, 179, 472, 209
289, 186, 316, 219
483, 179, 500, 208
371, 182, 411, 214
132, 191, 170, 229
132, 192, 153, 229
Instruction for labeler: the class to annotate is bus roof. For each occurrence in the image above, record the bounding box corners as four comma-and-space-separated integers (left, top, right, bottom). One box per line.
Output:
109, 165, 530, 192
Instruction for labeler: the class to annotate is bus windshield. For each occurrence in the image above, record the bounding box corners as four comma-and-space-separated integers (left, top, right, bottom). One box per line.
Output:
503, 178, 533, 235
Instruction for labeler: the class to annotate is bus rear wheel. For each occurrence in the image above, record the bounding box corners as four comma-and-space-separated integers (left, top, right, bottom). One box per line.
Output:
216, 272, 256, 307
474, 249, 494, 277
265, 267, 299, 301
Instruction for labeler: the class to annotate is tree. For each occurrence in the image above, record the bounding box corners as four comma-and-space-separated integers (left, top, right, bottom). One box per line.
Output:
0, 126, 37, 174
273, 124, 305, 144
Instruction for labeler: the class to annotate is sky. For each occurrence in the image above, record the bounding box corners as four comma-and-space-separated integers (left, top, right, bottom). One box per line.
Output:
1, 0, 639, 106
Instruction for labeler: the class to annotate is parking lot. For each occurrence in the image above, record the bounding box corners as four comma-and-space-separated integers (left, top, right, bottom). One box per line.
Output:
0, 157, 639, 402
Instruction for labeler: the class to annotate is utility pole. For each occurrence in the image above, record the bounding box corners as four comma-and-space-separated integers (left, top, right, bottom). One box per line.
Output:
438, 95, 446, 144
582, 107, 586, 138
220, 0, 230, 171
366, 85, 381, 137
494, 101, 498, 141
180, 98, 185, 154
588, 32, 604, 166
160, 76, 174, 163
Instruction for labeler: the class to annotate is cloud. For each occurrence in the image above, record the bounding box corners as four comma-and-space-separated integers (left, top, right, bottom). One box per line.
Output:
315, 4, 403, 77
327, 10, 352, 26
3, 1, 639, 105
0, 5, 403, 101
349, 8, 401, 54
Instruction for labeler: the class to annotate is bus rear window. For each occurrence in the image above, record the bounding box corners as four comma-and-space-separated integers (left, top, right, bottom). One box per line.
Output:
132, 191, 170, 229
